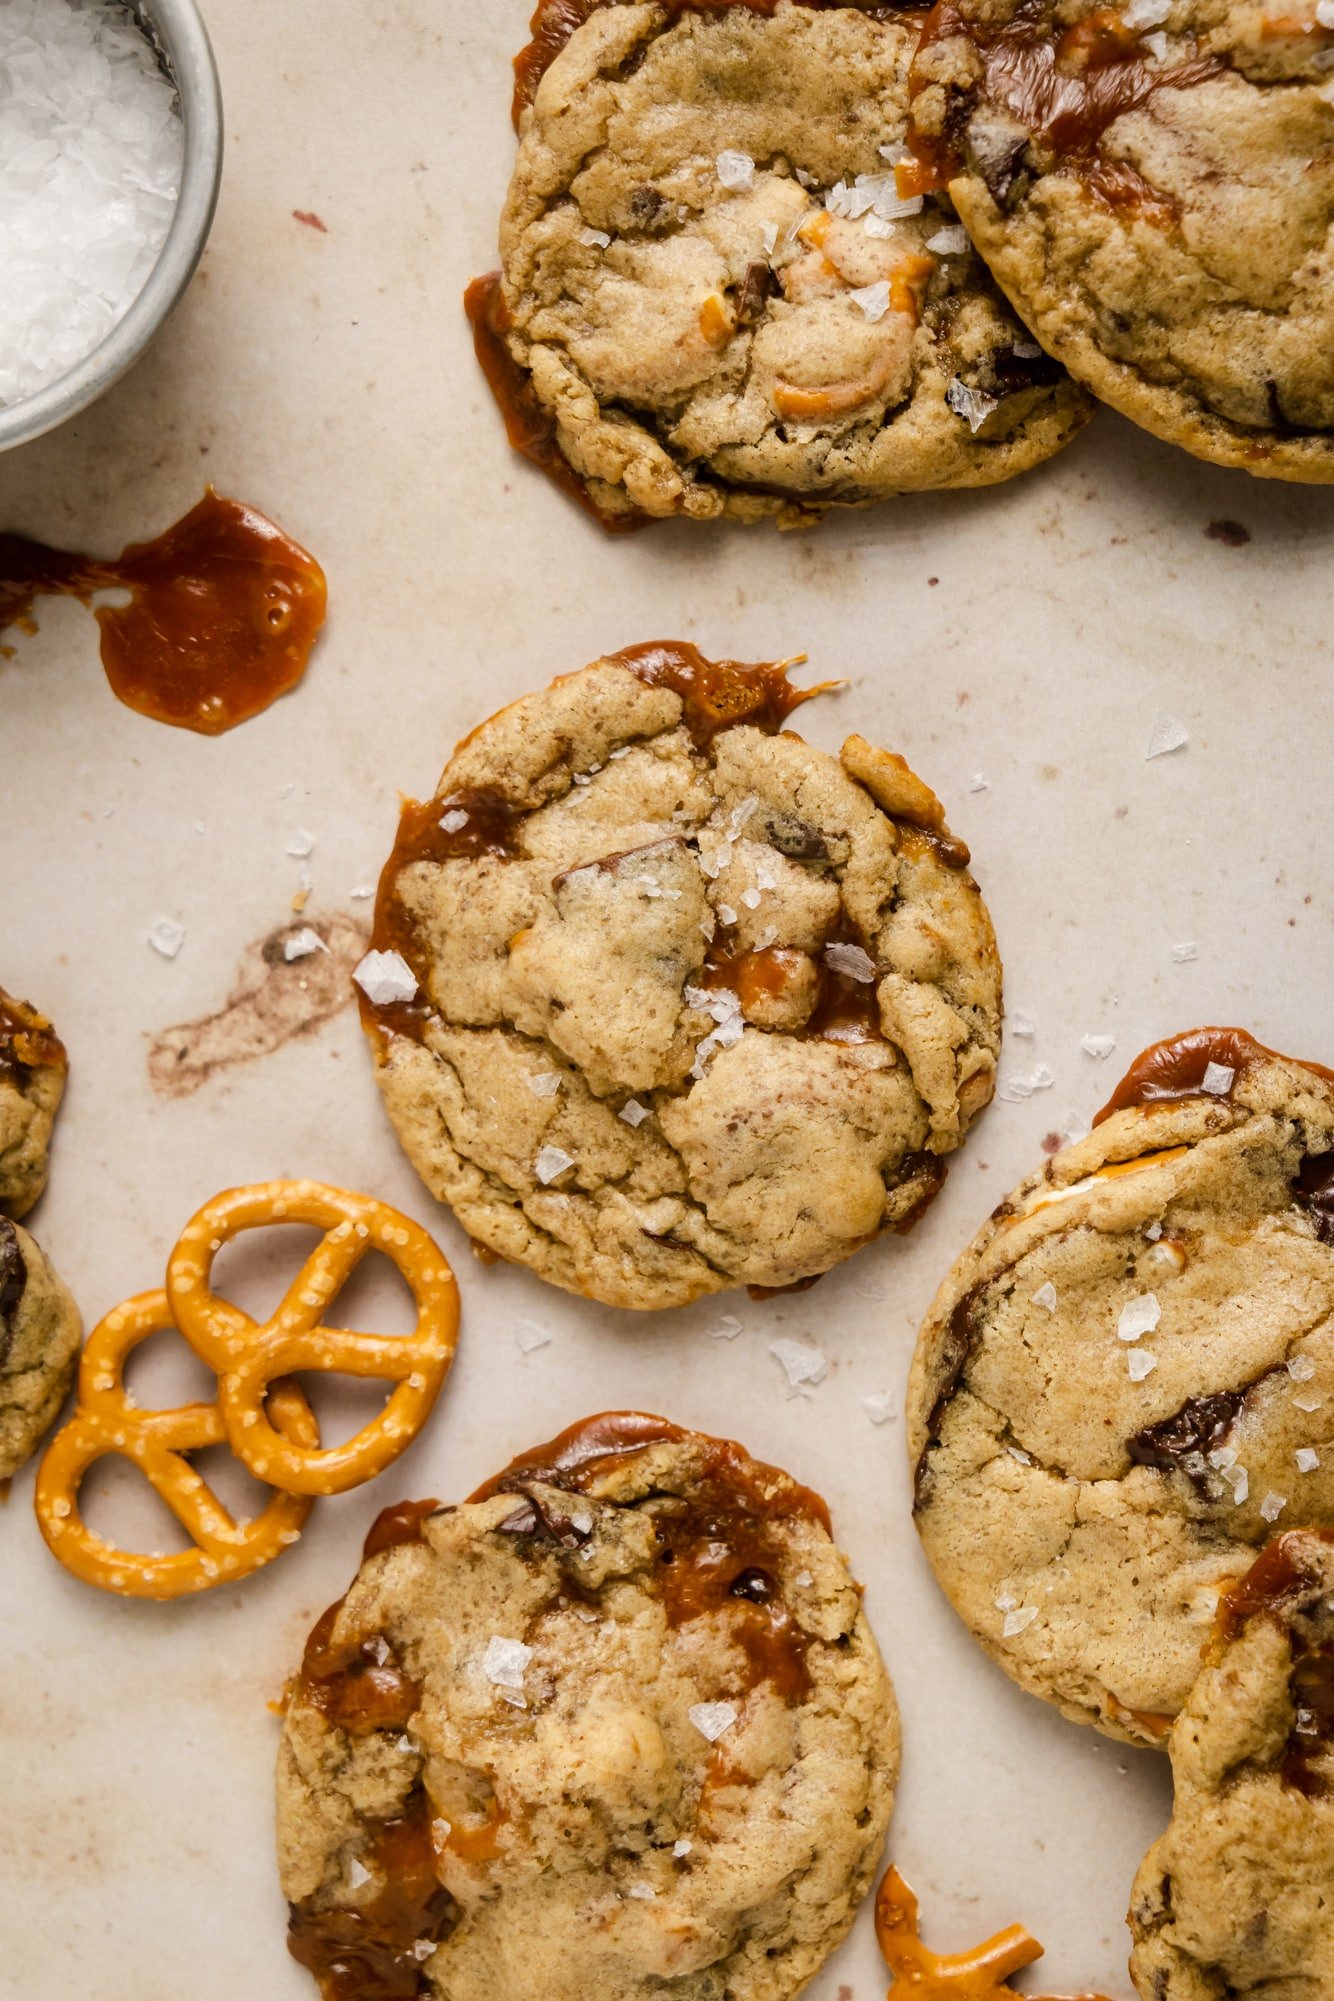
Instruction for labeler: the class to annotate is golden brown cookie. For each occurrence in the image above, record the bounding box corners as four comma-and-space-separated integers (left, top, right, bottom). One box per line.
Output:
471, 0, 1091, 526
1130, 1529, 1334, 1997
0, 985, 67, 1219
277, 1413, 899, 2001
906, 0, 1334, 478
0, 1216, 81, 1483
356, 644, 1001, 1309
908, 1027, 1334, 1748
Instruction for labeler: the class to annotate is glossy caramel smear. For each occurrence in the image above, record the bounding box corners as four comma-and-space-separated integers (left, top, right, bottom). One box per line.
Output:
1094, 1026, 1334, 1125
358, 644, 828, 1052
904, 0, 1220, 209
288, 1790, 455, 2001
294, 1600, 422, 1736
464, 273, 645, 534
476, 1411, 831, 1700
0, 489, 327, 735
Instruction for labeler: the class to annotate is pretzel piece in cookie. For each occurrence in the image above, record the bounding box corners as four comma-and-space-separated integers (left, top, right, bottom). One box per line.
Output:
34, 1290, 316, 1599
167, 1180, 459, 1496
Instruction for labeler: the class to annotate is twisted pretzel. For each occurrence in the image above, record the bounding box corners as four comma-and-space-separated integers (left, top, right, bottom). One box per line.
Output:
34, 1291, 317, 1600
167, 1180, 459, 1496
876, 1869, 1116, 2001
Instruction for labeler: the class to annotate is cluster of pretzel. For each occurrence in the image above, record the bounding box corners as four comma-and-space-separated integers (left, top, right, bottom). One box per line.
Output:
34, 1180, 460, 1600
876, 1868, 1116, 2001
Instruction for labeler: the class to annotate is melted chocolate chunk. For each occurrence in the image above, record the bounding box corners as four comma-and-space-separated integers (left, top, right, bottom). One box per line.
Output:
496, 1484, 595, 1548
1127, 1391, 1246, 1482
1285, 1645, 1334, 1798
914, 1284, 985, 1505
0, 1217, 27, 1369
1296, 1153, 1334, 1246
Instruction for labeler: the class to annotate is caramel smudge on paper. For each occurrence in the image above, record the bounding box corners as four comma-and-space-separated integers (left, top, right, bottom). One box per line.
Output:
147, 914, 367, 1097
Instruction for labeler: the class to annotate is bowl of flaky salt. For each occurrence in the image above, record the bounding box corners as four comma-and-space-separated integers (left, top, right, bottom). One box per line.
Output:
0, 0, 221, 452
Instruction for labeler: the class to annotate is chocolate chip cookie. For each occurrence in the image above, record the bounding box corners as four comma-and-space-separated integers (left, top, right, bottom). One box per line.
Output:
0, 1216, 81, 1482
1130, 1529, 1334, 1997
471, 0, 1091, 526
908, 1027, 1334, 1748
357, 644, 1001, 1309
277, 1413, 899, 2001
0, 985, 67, 1219
907, 0, 1334, 478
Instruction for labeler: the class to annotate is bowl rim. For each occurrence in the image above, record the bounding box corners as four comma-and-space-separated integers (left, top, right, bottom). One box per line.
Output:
0, 0, 224, 455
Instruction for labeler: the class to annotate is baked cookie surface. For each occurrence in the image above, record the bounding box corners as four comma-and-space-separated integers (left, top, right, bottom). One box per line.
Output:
0, 1216, 81, 1482
277, 1413, 899, 2001
358, 645, 1001, 1309
908, 1027, 1334, 1748
480, 0, 1091, 525
1130, 1529, 1334, 1998
907, 0, 1334, 479
0, 986, 67, 1219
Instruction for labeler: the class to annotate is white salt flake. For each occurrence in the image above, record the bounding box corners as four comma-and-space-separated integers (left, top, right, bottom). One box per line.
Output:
1032, 1281, 1058, 1313
349, 883, 375, 900
946, 377, 998, 433
1201, 1061, 1235, 1096
848, 279, 891, 323
1127, 1348, 1158, 1381
1011, 1011, 1036, 1037
794, 1569, 813, 1588
1319, 0, 1334, 24
769, 1338, 827, 1390
283, 927, 327, 963
287, 830, 315, 858
353, 949, 417, 1006
689, 1701, 738, 1742
619, 1098, 650, 1126
527, 1071, 562, 1098
969, 773, 991, 793
716, 903, 738, 926
827, 171, 922, 222
1002, 1605, 1039, 1637
761, 221, 778, 255
534, 1145, 575, 1185
716, 149, 755, 191
708, 1314, 743, 1341
1296, 1447, 1322, 1473
862, 1391, 897, 1425
1171, 941, 1198, 964
1225, 1465, 1250, 1504
823, 941, 876, 982
1118, 1293, 1161, 1341
1000, 1066, 1055, 1101
514, 1320, 551, 1355
994, 1589, 1017, 1612
1145, 712, 1190, 759
1289, 1355, 1318, 1381
1208, 1446, 1237, 1472
1146, 1220, 1164, 1240
863, 212, 896, 238
482, 1636, 533, 1688
673, 1839, 693, 1857
1142, 30, 1169, 57
579, 226, 611, 248
1081, 1033, 1116, 1059
627, 1883, 656, 1900
147, 917, 185, 960
926, 223, 970, 254
439, 807, 470, 833
1123, 0, 1171, 23
345, 1857, 372, 1891
740, 887, 762, 910
1008, 1445, 1033, 1465
1260, 1492, 1289, 1522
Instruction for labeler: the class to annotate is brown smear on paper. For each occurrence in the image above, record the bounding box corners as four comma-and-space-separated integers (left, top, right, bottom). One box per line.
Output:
147, 915, 367, 1098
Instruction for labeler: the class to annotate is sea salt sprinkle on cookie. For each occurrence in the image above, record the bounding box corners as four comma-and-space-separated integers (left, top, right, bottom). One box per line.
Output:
353, 948, 417, 1006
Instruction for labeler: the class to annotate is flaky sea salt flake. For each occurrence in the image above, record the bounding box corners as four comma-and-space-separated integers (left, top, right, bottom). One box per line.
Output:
353, 949, 417, 1006
946, 377, 998, 433
1081, 1033, 1116, 1059
824, 941, 876, 982
1118, 1292, 1161, 1341
148, 917, 185, 960
716, 149, 755, 191
527, 1072, 562, 1098
862, 1391, 897, 1425
482, 1635, 533, 1688
770, 1338, 827, 1390
619, 1098, 650, 1126
1033, 1281, 1058, 1312
1003, 1605, 1039, 1637
1296, 1447, 1321, 1473
534, 1145, 575, 1185
673, 1839, 693, 1857
514, 1320, 551, 1354
708, 1314, 743, 1341
689, 1701, 738, 1742
284, 928, 327, 963
439, 807, 470, 833
579, 227, 611, 248
1201, 1062, 1235, 1096
1260, 1492, 1289, 1522
1146, 712, 1190, 759
1172, 941, 1198, 964
1127, 1348, 1158, 1381
926, 224, 970, 254
849, 280, 891, 323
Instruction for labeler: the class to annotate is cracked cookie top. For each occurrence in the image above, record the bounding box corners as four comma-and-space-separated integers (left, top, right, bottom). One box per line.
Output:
0, 985, 67, 1220
476, 0, 1091, 526
0, 1216, 81, 1482
276, 1413, 899, 2001
1130, 1528, 1334, 1998
906, 0, 1334, 478
907, 1027, 1334, 1748
357, 644, 1001, 1310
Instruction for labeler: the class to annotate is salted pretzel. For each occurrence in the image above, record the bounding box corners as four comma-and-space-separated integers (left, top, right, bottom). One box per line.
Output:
34, 1290, 317, 1600
876, 1868, 1116, 2001
167, 1179, 460, 1496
